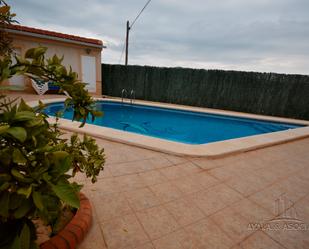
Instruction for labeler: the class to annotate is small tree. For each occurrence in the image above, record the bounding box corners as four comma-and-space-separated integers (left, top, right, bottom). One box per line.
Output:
0, 2, 105, 249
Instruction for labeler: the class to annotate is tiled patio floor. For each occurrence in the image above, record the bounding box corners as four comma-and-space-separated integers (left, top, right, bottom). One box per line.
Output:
77, 135, 309, 249
10, 94, 309, 249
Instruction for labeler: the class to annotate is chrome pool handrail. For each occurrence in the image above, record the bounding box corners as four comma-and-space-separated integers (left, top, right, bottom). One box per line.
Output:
121, 89, 128, 103
130, 89, 135, 105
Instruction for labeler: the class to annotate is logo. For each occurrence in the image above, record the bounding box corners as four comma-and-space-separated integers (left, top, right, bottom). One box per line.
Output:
247, 194, 309, 231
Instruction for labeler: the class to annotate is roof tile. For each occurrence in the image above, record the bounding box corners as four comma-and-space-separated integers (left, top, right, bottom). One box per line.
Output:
8, 24, 103, 47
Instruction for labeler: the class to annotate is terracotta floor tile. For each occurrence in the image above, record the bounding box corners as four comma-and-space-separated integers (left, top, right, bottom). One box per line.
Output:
96, 166, 113, 179
277, 160, 301, 174
208, 166, 236, 181
93, 192, 133, 222
213, 155, 243, 166
163, 154, 188, 165
171, 175, 204, 194
133, 242, 155, 249
189, 184, 243, 216
159, 162, 200, 180
164, 198, 205, 226
225, 172, 270, 197
241, 231, 285, 249
184, 217, 234, 249
210, 206, 253, 244
152, 229, 191, 249
266, 165, 290, 179
230, 245, 243, 249
86, 177, 121, 195
159, 165, 188, 180
72, 172, 87, 183
253, 167, 281, 184
190, 158, 218, 169
176, 162, 202, 174
136, 206, 180, 240
109, 161, 144, 176
280, 175, 309, 202
298, 168, 309, 182
107, 164, 127, 177
102, 214, 149, 249
145, 156, 174, 169
227, 161, 257, 178
265, 221, 309, 249
79, 220, 107, 249
124, 187, 161, 211
114, 174, 147, 192
105, 148, 142, 165
293, 195, 309, 223
191, 172, 220, 189
238, 156, 267, 171
249, 183, 294, 215
231, 198, 274, 223
138, 170, 168, 186
150, 182, 183, 203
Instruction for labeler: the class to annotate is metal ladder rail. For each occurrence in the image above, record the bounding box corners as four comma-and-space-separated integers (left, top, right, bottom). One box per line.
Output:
130, 89, 135, 105
121, 89, 128, 104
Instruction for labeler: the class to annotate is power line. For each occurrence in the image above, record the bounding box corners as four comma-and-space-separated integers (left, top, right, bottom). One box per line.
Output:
118, 41, 126, 64
130, 0, 152, 29
123, 0, 152, 65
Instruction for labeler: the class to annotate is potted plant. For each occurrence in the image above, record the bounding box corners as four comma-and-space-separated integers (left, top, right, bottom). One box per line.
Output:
0, 2, 105, 248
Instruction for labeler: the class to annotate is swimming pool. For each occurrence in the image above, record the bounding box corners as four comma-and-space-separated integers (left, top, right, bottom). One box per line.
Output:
44, 100, 303, 145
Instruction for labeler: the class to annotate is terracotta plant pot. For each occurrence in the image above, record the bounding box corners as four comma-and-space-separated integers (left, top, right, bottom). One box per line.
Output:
40, 193, 92, 249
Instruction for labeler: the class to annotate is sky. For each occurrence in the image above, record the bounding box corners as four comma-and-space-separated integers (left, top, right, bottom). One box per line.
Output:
9, 0, 309, 75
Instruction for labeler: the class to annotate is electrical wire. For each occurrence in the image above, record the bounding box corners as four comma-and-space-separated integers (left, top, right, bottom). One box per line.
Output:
119, 0, 152, 64
118, 41, 126, 64
130, 0, 152, 29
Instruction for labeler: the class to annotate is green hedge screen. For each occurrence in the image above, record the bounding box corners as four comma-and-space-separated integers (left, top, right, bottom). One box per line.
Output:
102, 64, 309, 120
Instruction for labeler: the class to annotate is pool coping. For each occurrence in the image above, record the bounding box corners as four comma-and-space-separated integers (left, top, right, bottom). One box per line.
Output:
27, 97, 309, 158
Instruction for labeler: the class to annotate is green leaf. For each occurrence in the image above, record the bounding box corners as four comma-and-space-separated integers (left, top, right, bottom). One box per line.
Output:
0, 182, 10, 191
10, 235, 21, 249
42, 173, 51, 183
13, 111, 36, 122
51, 183, 80, 208
11, 169, 25, 180
20, 223, 30, 249
0, 173, 11, 183
52, 151, 69, 161
25, 118, 43, 128
17, 185, 32, 199
0, 192, 10, 217
0, 174, 11, 191
25, 47, 47, 59
13, 199, 32, 219
0, 66, 11, 81
12, 149, 27, 164
32, 191, 44, 210
6, 127, 27, 142
17, 99, 33, 112
24, 48, 35, 59
9, 193, 23, 210
52, 152, 72, 174
0, 124, 10, 134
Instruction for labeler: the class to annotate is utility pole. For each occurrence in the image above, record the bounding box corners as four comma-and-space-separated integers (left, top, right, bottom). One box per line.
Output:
122, 0, 152, 65
125, 20, 130, 65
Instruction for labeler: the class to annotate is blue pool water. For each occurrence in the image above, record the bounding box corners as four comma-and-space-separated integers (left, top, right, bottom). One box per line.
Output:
44, 101, 303, 145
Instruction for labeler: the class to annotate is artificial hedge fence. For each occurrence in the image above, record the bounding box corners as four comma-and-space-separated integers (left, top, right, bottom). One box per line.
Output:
102, 64, 309, 120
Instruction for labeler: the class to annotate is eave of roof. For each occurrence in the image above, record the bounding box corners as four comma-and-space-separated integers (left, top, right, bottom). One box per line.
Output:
6, 24, 104, 49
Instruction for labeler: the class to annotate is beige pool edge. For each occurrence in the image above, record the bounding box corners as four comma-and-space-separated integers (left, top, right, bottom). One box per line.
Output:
27, 97, 309, 158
